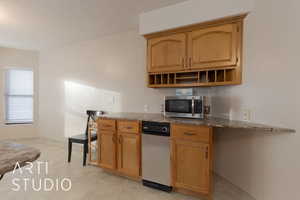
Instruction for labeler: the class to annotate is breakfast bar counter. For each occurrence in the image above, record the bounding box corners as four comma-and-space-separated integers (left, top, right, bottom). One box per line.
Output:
98, 112, 295, 133
95, 112, 295, 199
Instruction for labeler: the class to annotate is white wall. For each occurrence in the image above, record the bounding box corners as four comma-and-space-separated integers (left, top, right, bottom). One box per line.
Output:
38, 29, 173, 140
212, 0, 300, 199
0, 47, 39, 139
140, 0, 300, 200
139, 0, 254, 35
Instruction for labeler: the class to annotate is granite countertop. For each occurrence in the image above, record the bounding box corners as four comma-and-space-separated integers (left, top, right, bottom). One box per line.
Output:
0, 142, 40, 175
98, 112, 295, 133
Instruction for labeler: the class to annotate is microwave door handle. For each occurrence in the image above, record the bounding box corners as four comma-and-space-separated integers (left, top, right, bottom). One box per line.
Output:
192, 97, 195, 116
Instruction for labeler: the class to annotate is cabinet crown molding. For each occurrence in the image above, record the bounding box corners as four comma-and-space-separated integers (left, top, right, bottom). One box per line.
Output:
143, 13, 248, 39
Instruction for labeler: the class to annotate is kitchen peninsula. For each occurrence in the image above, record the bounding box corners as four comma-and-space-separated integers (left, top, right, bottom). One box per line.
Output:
93, 112, 294, 199
99, 112, 294, 133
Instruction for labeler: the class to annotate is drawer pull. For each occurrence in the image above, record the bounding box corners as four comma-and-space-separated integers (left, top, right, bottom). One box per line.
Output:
184, 132, 196, 136
126, 126, 133, 129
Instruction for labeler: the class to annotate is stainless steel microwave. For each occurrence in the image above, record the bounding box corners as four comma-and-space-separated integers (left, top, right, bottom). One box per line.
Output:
164, 96, 205, 119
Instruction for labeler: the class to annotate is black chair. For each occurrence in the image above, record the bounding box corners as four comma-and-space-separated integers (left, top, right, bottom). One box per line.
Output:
68, 110, 104, 166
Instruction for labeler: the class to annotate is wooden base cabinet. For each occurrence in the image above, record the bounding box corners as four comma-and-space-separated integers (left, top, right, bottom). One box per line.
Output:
98, 119, 214, 198
98, 119, 141, 179
117, 132, 141, 178
172, 140, 210, 194
99, 131, 117, 170
171, 124, 213, 198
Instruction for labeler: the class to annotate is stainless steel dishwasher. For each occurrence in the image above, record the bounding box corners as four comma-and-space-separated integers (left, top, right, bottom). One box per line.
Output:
141, 121, 172, 192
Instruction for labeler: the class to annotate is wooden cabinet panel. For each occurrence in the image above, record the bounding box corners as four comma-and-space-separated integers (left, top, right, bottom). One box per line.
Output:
98, 119, 116, 131
148, 33, 187, 73
98, 119, 141, 179
99, 131, 117, 170
117, 120, 139, 134
188, 23, 238, 69
117, 132, 140, 178
171, 124, 211, 143
172, 140, 211, 195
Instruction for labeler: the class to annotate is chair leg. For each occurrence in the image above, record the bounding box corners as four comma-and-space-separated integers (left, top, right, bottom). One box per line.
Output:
83, 142, 88, 166
68, 139, 72, 163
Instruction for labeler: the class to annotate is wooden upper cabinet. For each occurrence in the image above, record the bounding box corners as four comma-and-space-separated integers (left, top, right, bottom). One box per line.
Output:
145, 14, 247, 88
188, 23, 238, 70
99, 131, 117, 170
147, 33, 186, 73
172, 140, 211, 195
117, 132, 141, 178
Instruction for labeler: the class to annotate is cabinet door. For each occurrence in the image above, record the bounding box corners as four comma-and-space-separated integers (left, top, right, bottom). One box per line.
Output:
117, 132, 140, 178
99, 131, 117, 170
188, 23, 238, 69
172, 140, 211, 194
148, 33, 187, 72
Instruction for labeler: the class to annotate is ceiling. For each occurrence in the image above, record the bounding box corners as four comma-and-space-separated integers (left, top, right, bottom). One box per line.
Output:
0, 0, 186, 50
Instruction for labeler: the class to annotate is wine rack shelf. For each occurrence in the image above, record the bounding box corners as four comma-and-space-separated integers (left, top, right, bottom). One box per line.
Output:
148, 68, 240, 88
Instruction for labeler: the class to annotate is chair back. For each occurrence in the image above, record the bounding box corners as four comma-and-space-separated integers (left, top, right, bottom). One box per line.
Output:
85, 110, 105, 136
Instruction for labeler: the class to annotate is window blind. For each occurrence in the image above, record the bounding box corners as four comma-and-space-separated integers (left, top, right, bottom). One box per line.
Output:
5, 69, 34, 124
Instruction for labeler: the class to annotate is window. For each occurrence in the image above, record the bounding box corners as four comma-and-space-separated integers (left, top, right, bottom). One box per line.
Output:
5, 69, 34, 124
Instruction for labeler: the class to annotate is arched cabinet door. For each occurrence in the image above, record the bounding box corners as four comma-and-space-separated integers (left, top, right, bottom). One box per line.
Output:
147, 33, 186, 72
188, 23, 239, 70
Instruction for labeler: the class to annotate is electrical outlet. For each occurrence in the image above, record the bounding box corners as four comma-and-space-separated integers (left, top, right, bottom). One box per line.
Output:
242, 109, 251, 121
160, 104, 164, 113
144, 105, 149, 113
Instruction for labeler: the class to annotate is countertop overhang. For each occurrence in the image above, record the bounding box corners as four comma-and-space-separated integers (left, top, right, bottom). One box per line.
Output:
98, 112, 295, 133
0, 142, 41, 175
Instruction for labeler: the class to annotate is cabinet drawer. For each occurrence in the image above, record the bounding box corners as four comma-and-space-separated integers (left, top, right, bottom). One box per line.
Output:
117, 120, 139, 134
171, 124, 211, 143
98, 119, 116, 131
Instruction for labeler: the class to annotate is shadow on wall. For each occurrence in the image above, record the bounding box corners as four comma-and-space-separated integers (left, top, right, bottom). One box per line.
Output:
63, 81, 121, 137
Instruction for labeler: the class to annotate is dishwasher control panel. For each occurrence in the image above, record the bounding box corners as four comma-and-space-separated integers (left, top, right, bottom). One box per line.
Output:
142, 121, 170, 136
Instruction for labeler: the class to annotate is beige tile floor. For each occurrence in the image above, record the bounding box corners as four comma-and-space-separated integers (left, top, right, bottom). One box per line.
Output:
0, 138, 255, 200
